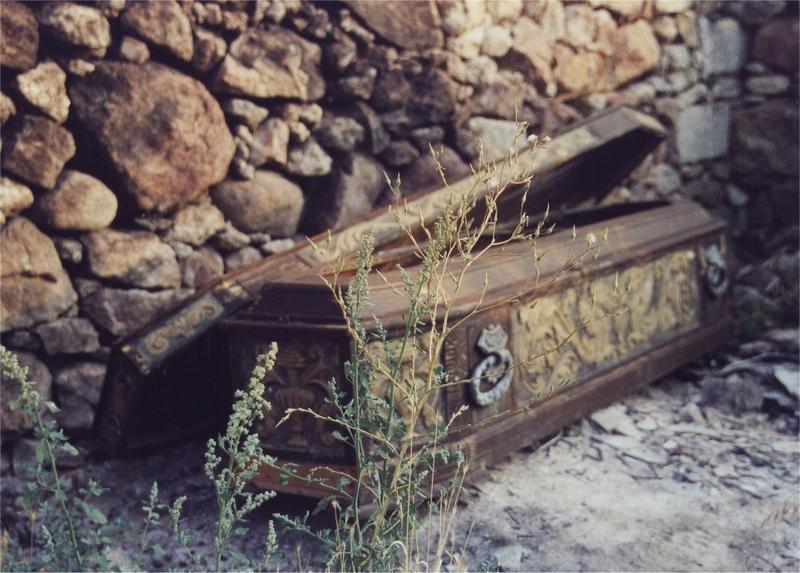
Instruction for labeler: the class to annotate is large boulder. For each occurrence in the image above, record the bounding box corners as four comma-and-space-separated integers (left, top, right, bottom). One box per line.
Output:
214, 26, 324, 101
82, 229, 181, 289
211, 171, 305, 236
120, 0, 193, 62
1, 218, 78, 332
731, 100, 799, 184
306, 153, 386, 232
80, 286, 188, 337
38, 170, 117, 231
610, 21, 660, 87
69, 62, 234, 213
753, 17, 799, 73
39, 2, 111, 57
1, 115, 76, 189
346, 0, 443, 50
0, 1, 38, 70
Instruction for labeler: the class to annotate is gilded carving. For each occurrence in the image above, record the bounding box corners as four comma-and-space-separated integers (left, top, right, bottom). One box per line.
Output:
512, 248, 700, 401
251, 340, 345, 459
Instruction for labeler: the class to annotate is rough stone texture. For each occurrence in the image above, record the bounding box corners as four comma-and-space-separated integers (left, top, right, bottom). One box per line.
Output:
286, 138, 333, 177
251, 119, 290, 166
82, 229, 181, 289
118, 35, 150, 64
731, 100, 799, 184
700, 17, 747, 77
381, 140, 420, 167
400, 145, 469, 195
121, 0, 193, 61
307, 152, 386, 232
214, 27, 324, 101
37, 170, 117, 231
0, 218, 78, 332
181, 247, 224, 289
0, 177, 33, 226
456, 116, 525, 162
611, 21, 660, 88
346, 0, 443, 50
16, 61, 70, 124
164, 198, 226, 246
752, 17, 799, 73
192, 28, 227, 73
676, 104, 731, 164
0, 92, 15, 124
589, 0, 644, 18
0, 1, 38, 70
315, 115, 365, 153
224, 246, 262, 273
39, 2, 111, 58
80, 287, 187, 337
553, 44, 604, 94
34, 317, 100, 356
1, 115, 76, 189
1, 351, 51, 433
211, 171, 305, 235
70, 62, 234, 213
745, 75, 790, 96
223, 98, 269, 131
55, 362, 105, 406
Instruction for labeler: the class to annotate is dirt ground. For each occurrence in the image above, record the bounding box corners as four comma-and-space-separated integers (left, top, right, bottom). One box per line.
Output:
3, 336, 798, 572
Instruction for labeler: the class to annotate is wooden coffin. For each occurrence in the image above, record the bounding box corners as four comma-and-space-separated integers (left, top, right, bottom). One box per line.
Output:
95, 107, 731, 464
222, 199, 731, 496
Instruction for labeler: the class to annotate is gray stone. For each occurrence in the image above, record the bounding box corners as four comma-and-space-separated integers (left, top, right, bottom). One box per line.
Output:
121, 0, 193, 61
745, 75, 790, 96
163, 198, 226, 246
456, 116, 526, 162
81, 287, 188, 337
711, 76, 741, 99
663, 45, 691, 71
55, 362, 106, 405
82, 229, 181, 289
493, 543, 525, 571
722, 0, 786, 25
400, 145, 469, 196
181, 247, 224, 289
35, 318, 100, 356
38, 170, 118, 231
676, 104, 730, 163
211, 171, 305, 235
0, 177, 33, 226
335, 67, 377, 100
381, 141, 420, 167
346, 0, 443, 50
0, 2, 38, 70
39, 2, 111, 57
700, 17, 747, 78
353, 102, 390, 155
315, 115, 365, 153
53, 237, 83, 265
16, 61, 70, 124
2, 115, 76, 189
225, 247, 262, 273
214, 26, 324, 101
213, 223, 251, 251
223, 98, 269, 131
191, 28, 227, 73
731, 100, 799, 181
1, 218, 78, 332
118, 36, 150, 64
260, 238, 296, 255
286, 138, 333, 177
251, 118, 290, 166
411, 126, 446, 149
637, 163, 682, 197
307, 152, 386, 232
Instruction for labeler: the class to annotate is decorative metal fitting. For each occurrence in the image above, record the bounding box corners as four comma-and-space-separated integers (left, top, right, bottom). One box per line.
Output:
468, 324, 514, 406
704, 244, 728, 298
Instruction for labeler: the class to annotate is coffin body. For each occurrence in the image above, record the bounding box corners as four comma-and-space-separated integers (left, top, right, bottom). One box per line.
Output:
221, 199, 731, 496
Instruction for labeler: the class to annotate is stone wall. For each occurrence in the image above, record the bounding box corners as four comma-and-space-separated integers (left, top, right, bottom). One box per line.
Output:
0, 0, 797, 458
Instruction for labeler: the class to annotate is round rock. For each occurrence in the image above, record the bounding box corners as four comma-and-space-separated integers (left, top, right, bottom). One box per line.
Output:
38, 170, 117, 231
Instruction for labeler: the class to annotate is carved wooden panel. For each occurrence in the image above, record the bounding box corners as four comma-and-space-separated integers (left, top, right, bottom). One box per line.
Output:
511, 248, 700, 402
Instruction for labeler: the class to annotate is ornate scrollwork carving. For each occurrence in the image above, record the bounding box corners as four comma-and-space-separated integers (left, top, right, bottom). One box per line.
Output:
512, 248, 700, 402
468, 324, 514, 406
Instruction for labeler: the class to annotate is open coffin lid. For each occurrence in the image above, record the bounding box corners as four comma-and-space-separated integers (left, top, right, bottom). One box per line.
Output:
95, 106, 668, 453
